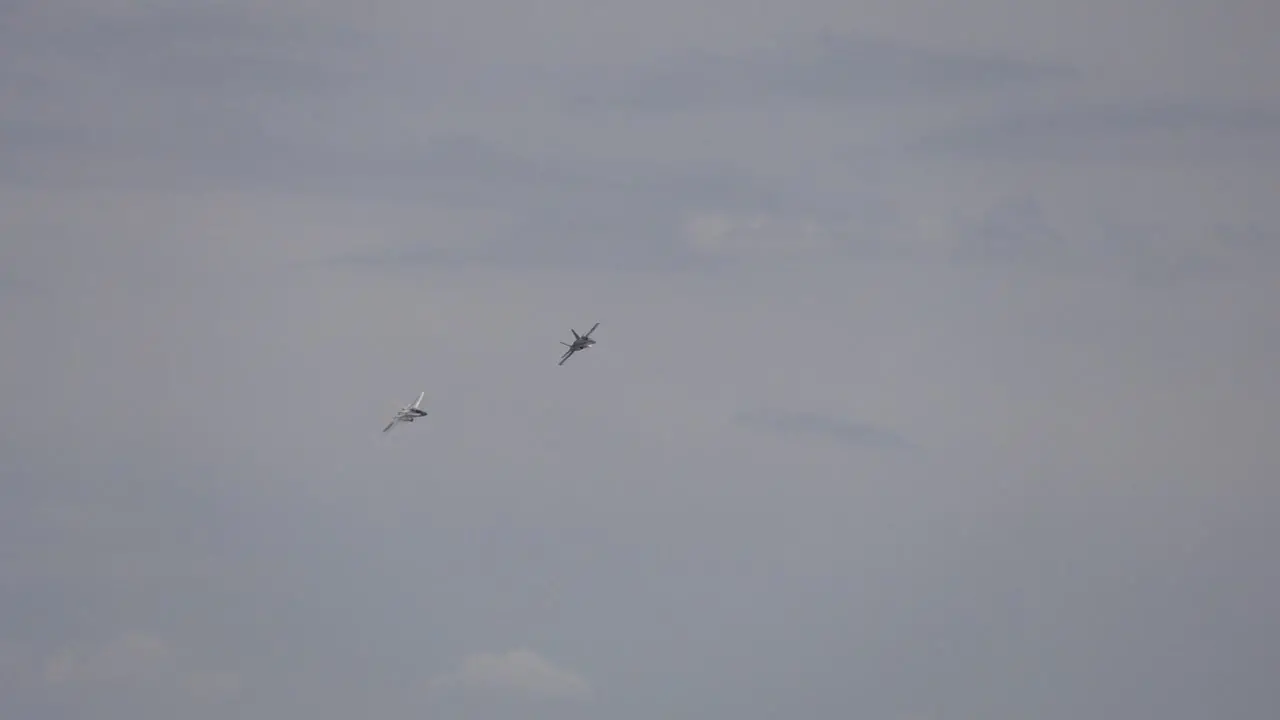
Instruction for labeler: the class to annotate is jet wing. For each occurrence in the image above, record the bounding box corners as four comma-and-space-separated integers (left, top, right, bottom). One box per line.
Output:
559, 347, 576, 365
382, 417, 399, 432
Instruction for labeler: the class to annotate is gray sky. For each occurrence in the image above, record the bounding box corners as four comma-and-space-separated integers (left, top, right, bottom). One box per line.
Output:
2, 1, 1278, 718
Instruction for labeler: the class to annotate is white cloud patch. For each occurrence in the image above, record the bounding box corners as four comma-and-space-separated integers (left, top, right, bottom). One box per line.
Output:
429, 649, 592, 701
572, 32, 1068, 112
39, 633, 241, 702
44, 633, 169, 687
735, 409, 913, 450
3, 1, 1280, 718
683, 212, 839, 259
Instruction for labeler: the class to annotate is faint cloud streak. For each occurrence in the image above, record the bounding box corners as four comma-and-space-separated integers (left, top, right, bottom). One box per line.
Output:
569, 32, 1070, 111
428, 649, 592, 702
910, 101, 1280, 164
735, 409, 912, 450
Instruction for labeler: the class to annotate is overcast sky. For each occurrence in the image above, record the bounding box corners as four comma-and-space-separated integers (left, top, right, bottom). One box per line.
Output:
2, 1, 1279, 718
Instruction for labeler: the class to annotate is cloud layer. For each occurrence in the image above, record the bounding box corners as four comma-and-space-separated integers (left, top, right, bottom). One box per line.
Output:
3, 1, 1279, 719
429, 649, 592, 701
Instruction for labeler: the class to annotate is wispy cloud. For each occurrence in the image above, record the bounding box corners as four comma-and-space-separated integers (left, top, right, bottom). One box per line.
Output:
910, 101, 1280, 164
428, 649, 592, 702
37, 633, 241, 703
566, 32, 1071, 112
949, 195, 1067, 266
944, 194, 1267, 285
735, 409, 912, 450
314, 135, 899, 270
4, 2, 1280, 719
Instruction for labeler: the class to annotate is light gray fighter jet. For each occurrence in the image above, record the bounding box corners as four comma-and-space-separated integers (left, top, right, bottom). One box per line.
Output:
382, 391, 427, 432
558, 322, 600, 366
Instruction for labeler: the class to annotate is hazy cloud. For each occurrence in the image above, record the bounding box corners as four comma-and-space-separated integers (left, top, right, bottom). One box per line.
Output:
26, 632, 243, 711
314, 136, 899, 270
43, 633, 170, 687
429, 649, 592, 701
3, 1, 1279, 719
911, 101, 1280, 165
567, 32, 1070, 112
736, 409, 912, 450
943, 194, 1268, 286
950, 195, 1066, 266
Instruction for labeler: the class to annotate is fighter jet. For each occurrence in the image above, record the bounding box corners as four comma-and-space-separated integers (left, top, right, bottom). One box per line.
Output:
382, 391, 427, 432
558, 322, 600, 366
